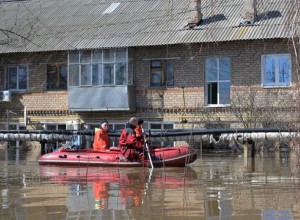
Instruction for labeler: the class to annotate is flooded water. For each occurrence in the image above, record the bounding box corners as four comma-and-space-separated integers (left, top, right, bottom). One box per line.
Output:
0, 148, 300, 220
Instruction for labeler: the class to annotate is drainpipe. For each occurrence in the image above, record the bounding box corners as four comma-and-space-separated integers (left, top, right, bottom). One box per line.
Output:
188, 0, 202, 28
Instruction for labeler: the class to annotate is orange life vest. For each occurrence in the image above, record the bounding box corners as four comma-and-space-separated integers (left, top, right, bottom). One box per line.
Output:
93, 129, 110, 151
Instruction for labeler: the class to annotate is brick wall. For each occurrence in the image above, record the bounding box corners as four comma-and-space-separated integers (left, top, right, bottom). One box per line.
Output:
134, 39, 299, 127
0, 39, 298, 128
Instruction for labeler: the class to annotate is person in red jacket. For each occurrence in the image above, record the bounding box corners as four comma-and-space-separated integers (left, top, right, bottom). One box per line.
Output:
93, 119, 110, 151
134, 118, 145, 147
118, 117, 144, 161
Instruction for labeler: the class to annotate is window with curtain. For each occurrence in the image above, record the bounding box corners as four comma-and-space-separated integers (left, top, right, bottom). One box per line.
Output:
150, 60, 174, 87
47, 64, 67, 90
261, 54, 291, 87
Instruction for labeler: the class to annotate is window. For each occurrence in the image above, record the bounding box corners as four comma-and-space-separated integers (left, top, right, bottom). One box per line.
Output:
87, 122, 126, 147
148, 122, 174, 147
47, 64, 67, 90
205, 57, 230, 106
261, 54, 291, 87
109, 123, 125, 147
68, 48, 127, 87
150, 60, 174, 87
6, 65, 28, 91
8, 124, 26, 148
44, 123, 67, 152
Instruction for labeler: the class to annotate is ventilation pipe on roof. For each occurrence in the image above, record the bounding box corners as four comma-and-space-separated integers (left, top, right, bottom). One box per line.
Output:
188, 0, 202, 28
241, 0, 257, 25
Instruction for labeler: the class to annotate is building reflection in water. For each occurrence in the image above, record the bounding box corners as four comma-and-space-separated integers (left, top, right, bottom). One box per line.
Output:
199, 152, 300, 220
1, 148, 300, 219
205, 191, 233, 220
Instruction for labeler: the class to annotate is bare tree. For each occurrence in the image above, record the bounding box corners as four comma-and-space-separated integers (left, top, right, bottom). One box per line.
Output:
0, 1, 37, 47
287, 0, 300, 154
230, 86, 296, 129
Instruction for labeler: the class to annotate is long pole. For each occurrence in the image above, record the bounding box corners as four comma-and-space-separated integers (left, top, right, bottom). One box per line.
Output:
142, 127, 154, 169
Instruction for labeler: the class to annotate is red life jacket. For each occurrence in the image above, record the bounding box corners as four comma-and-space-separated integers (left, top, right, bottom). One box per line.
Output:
118, 127, 137, 148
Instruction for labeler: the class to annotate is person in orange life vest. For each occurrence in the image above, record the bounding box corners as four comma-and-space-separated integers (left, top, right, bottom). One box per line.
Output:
134, 118, 144, 147
93, 181, 109, 209
118, 117, 144, 161
93, 119, 110, 151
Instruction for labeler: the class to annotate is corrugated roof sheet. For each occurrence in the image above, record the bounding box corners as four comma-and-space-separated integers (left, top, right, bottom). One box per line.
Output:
0, 0, 298, 53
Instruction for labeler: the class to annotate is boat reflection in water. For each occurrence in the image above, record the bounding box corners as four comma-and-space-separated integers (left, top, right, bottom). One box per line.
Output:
39, 166, 198, 217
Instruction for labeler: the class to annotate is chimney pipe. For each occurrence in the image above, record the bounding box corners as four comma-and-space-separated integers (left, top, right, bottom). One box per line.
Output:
188, 0, 201, 28
241, 0, 257, 25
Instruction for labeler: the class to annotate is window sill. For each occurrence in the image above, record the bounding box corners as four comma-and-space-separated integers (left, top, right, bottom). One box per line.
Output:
68, 85, 129, 88
8, 90, 27, 93
46, 89, 67, 91
149, 86, 166, 89
262, 85, 291, 89
205, 104, 230, 108
149, 86, 174, 90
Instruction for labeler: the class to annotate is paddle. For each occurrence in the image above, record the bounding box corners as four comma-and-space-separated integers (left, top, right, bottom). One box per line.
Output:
141, 126, 154, 169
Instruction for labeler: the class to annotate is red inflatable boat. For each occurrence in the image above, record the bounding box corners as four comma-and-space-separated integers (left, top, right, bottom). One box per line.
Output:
38, 146, 197, 167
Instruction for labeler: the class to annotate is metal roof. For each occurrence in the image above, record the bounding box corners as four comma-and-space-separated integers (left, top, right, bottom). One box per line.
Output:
0, 0, 297, 53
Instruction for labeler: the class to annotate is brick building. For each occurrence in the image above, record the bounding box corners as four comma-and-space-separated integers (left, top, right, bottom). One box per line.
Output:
0, 0, 299, 148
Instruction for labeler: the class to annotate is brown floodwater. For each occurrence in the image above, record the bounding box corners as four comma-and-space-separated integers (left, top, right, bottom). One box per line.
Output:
0, 148, 300, 220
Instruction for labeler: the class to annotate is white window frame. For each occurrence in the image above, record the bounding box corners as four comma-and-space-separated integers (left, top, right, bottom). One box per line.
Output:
68, 48, 128, 87
148, 122, 175, 147
261, 54, 291, 88
6, 65, 28, 91
205, 57, 231, 107
6, 123, 26, 148
43, 123, 67, 151
86, 122, 126, 131
87, 122, 126, 147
